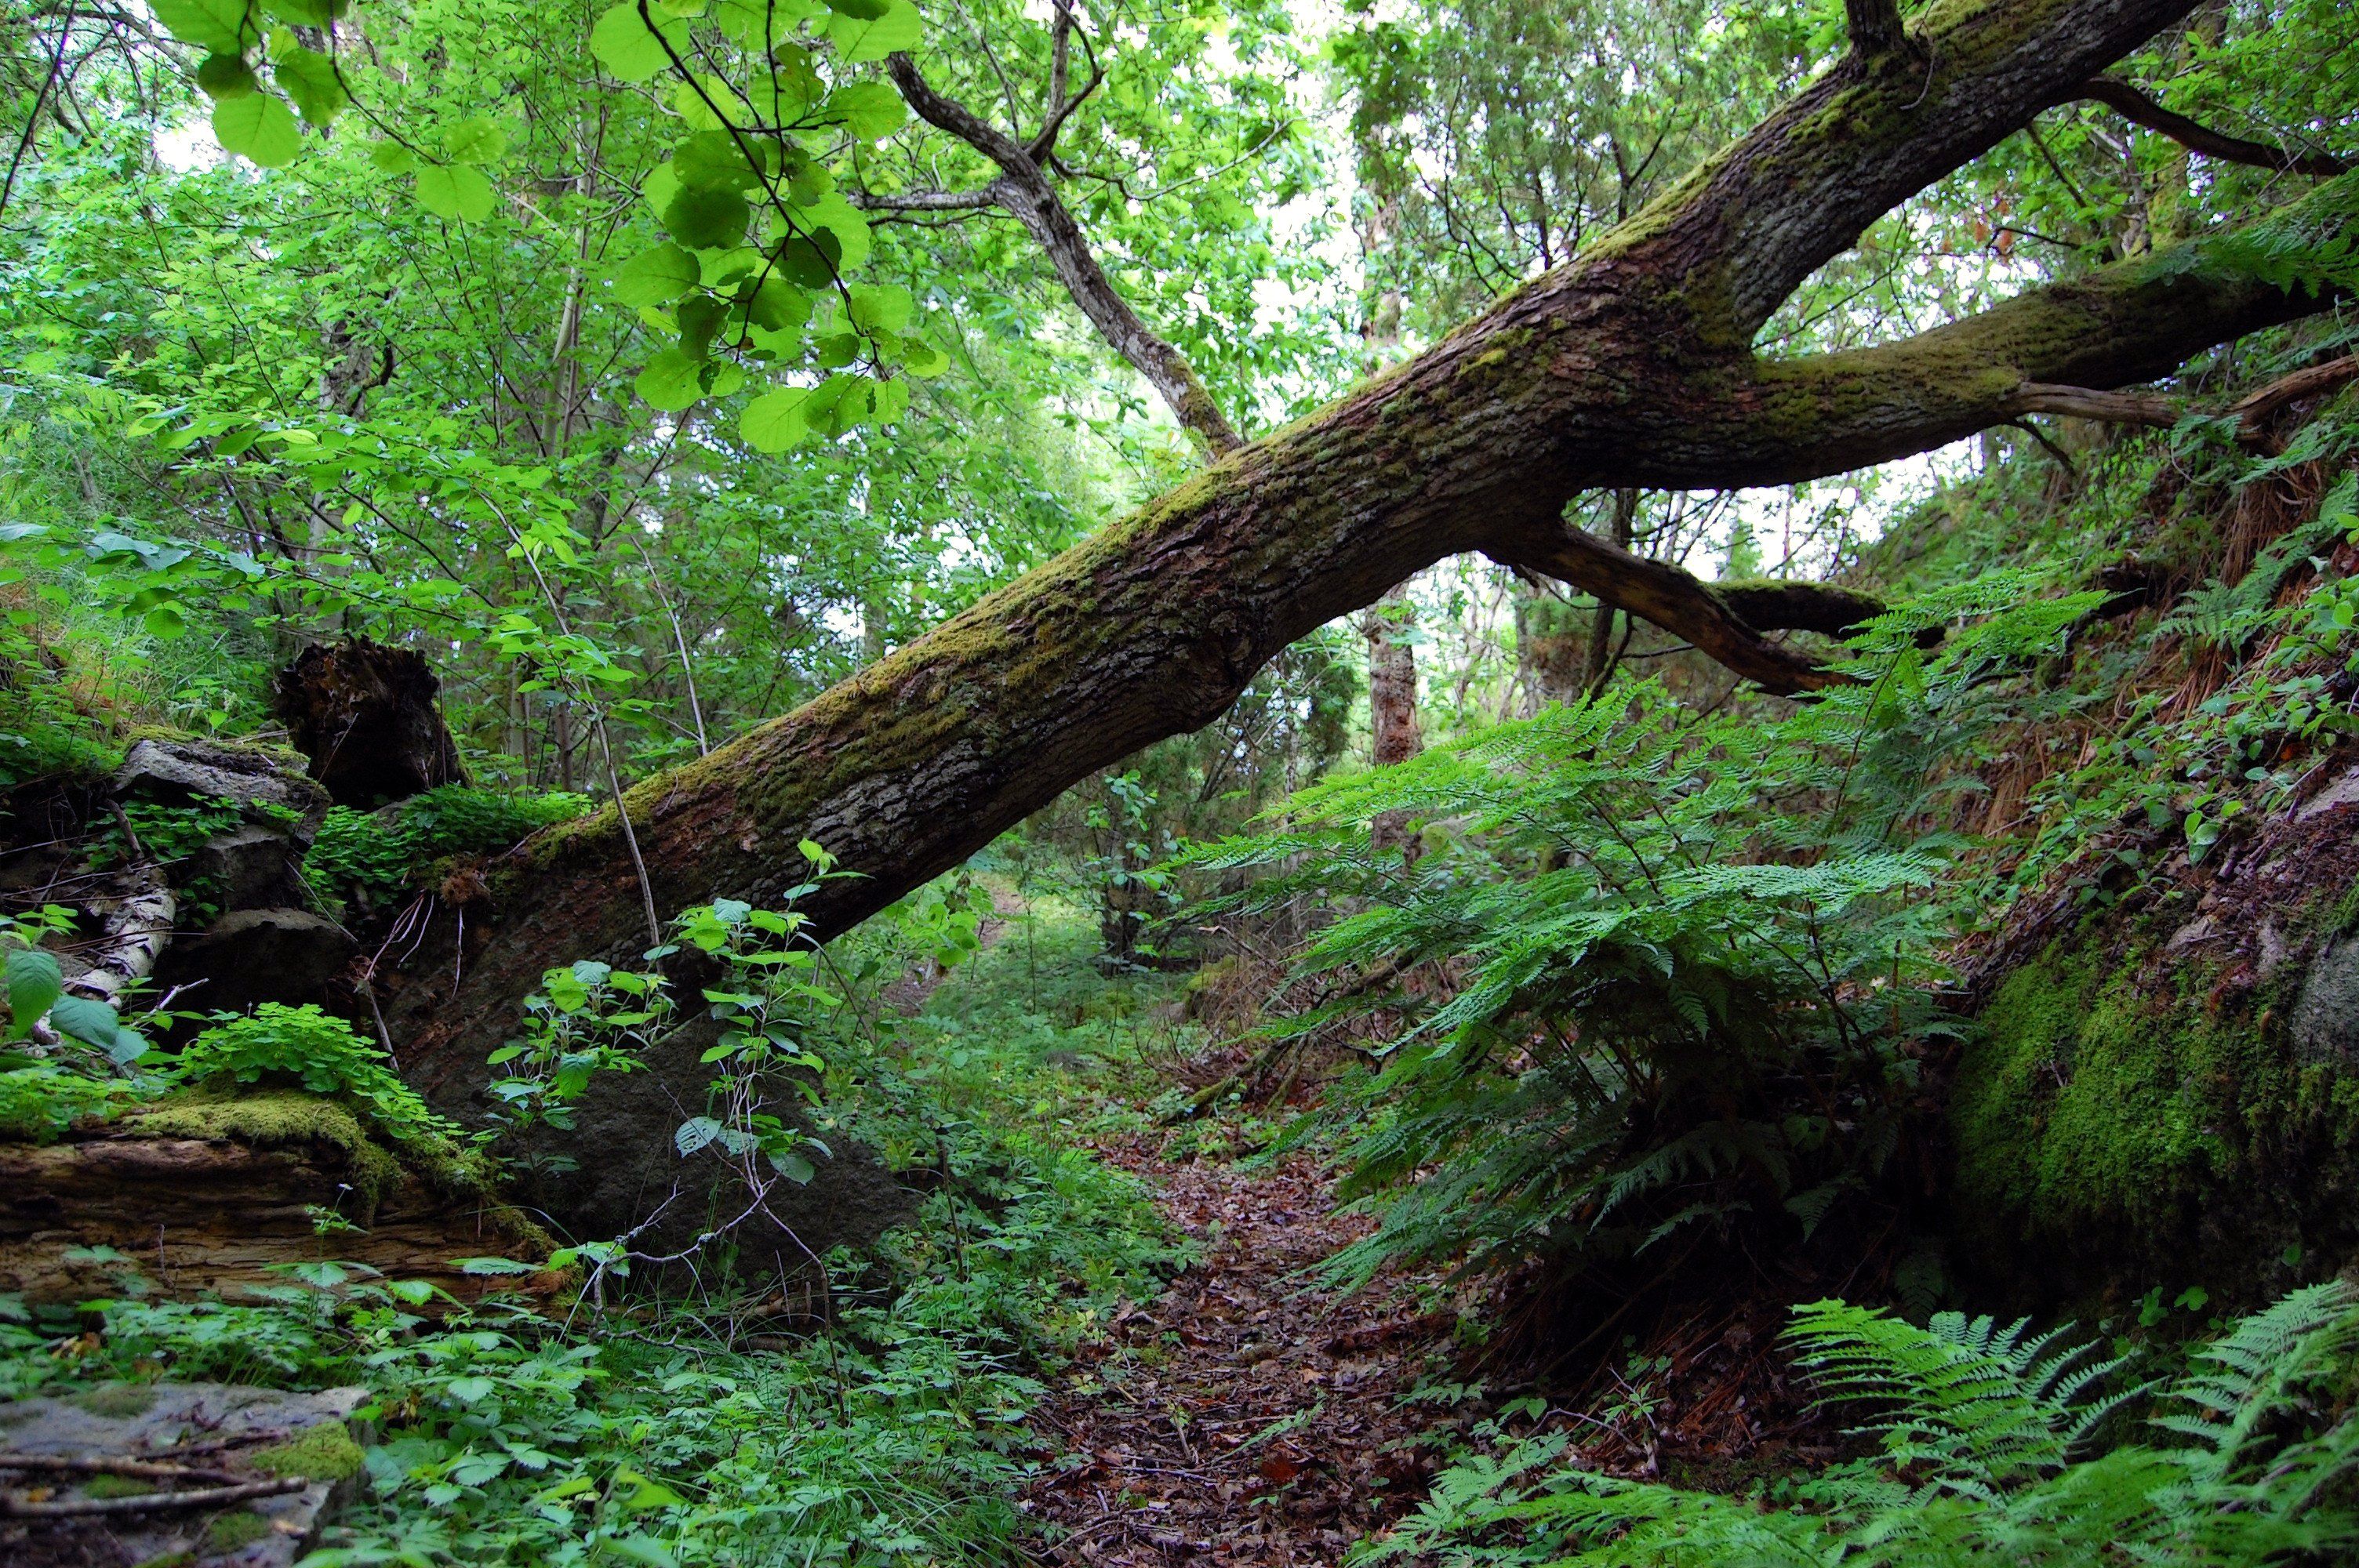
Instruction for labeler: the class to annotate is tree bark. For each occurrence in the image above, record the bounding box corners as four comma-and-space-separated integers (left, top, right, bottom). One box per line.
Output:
389, 0, 2346, 1143
1364, 583, 1423, 860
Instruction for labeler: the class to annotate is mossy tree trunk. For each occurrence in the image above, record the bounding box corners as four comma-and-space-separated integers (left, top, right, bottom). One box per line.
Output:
391, 0, 2350, 1136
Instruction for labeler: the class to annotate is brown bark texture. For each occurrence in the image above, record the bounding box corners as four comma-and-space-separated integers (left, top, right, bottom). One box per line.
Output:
389, 0, 2351, 1161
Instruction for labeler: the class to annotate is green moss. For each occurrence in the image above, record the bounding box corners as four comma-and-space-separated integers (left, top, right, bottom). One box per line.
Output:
204, 1508, 274, 1553
247, 1419, 365, 1485
71, 1382, 158, 1417
1952, 915, 2359, 1297
82, 1472, 156, 1498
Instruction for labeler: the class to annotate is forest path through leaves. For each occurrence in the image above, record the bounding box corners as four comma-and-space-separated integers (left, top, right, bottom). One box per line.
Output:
1021, 1129, 1456, 1566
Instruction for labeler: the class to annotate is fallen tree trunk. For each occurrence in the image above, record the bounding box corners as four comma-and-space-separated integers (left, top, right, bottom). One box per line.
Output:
389, 0, 2348, 1180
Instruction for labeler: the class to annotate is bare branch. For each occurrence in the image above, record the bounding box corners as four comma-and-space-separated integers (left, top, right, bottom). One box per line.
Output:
884, 51, 1242, 454
2012, 382, 2179, 424
2077, 77, 2353, 179
845, 187, 998, 212
2230, 354, 2359, 452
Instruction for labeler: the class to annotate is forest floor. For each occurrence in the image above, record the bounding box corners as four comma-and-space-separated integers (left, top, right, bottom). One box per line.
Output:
1022, 1127, 1453, 1566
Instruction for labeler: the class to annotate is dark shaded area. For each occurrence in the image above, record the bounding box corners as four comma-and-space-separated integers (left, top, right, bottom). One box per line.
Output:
273, 641, 464, 809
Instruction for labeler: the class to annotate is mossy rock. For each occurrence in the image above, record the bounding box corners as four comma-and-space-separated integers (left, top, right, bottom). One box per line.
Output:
1951, 891, 2359, 1307
247, 1419, 366, 1484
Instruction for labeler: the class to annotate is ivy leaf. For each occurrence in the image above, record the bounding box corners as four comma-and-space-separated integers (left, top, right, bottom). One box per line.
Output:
610, 243, 702, 307
151, 0, 256, 53
590, 2, 688, 82
271, 45, 347, 125
826, 0, 918, 64
213, 92, 303, 167
635, 348, 707, 412
415, 164, 496, 223
442, 115, 509, 166
5, 949, 60, 1040
820, 80, 905, 142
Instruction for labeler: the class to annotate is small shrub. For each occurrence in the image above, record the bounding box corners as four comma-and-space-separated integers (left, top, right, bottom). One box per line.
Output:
168, 1004, 456, 1145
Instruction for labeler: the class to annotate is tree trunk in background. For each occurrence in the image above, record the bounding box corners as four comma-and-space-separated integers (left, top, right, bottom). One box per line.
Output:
1365, 584, 1424, 860
1581, 489, 1641, 695
380, 0, 2347, 1224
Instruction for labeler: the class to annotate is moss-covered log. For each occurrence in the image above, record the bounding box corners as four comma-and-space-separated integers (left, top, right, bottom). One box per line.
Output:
390, 0, 2352, 1190
0, 1093, 563, 1306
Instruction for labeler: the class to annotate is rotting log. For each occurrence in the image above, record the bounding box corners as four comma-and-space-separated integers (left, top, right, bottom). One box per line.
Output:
387, 0, 2353, 1214
0, 1097, 564, 1307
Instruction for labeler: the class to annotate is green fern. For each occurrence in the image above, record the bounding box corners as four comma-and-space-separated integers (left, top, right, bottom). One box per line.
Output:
1361, 1283, 2359, 1568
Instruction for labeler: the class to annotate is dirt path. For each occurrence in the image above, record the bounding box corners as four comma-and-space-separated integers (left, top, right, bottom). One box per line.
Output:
1022, 1132, 1453, 1566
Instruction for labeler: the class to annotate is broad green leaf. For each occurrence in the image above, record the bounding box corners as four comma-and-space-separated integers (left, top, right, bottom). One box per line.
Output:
718, 0, 827, 43
664, 186, 750, 249
6, 949, 61, 1039
264, 0, 347, 22
49, 995, 121, 1052
590, 2, 687, 82
823, 0, 889, 17
820, 80, 905, 141
768, 1149, 816, 1183
453, 1255, 537, 1275
740, 383, 818, 451
611, 243, 702, 307
213, 92, 303, 167
869, 374, 909, 426
415, 164, 496, 223
758, 48, 827, 122
674, 1116, 724, 1155
742, 276, 809, 332
899, 336, 950, 377
674, 129, 765, 193
827, 0, 918, 63
635, 348, 706, 412
793, 190, 871, 267
846, 281, 911, 335
271, 45, 347, 125
195, 53, 259, 100
370, 140, 418, 175
442, 115, 509, 165
152, 0, 256, 53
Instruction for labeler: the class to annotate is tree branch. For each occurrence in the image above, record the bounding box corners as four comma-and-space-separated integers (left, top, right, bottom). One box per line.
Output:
846, 187, 998, 213
1845, 0, 1914, 56
2011, 382, 2178, 425
2077, 77, 2353, 179
885, 52, 1242, 455
1484, 526, 1845, 695
2230, 354, 2359, 452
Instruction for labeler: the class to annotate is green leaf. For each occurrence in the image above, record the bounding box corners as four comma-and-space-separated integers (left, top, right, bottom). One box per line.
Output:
369, 140, 418, 176
823, 0, 889, 18
675, 129, 766, 192
768, 1148, 816, 1183
898, 336, 950, 378
591, 2, 689, 82
635, 349, 707, 412
612, 243, 703, 307
741, 383, 819, 450
6, 949, 61, 1039
826, 0, 918, 63
820, 80, 905, 141
846, 281, 911, 335
415, 164, 496, 223
48, 995, 121, 1052
212, 92, 304, 167
442, 115, 509, 165
271, 45, 346, 125
195, 53, 259, 100
793, 190, 871, 267
264, 0, 347, 22
453, 1255, 538, 1275
664, 186, 751, 249
674, 1116, 724, 1155
152, 0, 256, 53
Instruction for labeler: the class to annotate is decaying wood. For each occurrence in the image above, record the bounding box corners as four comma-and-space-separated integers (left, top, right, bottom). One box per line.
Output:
385, 0, 2355, 1232
2232, 354, 2359, 452
1, 1477, 307, 1518
0, 1123, 558, 1308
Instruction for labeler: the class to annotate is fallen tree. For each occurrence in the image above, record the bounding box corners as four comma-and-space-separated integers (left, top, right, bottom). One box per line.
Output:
390, 0, 2354, 1196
